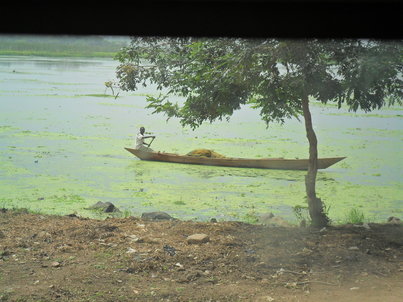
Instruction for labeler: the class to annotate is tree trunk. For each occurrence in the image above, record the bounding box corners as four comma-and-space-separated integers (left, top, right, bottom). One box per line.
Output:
301, 97, 329, 227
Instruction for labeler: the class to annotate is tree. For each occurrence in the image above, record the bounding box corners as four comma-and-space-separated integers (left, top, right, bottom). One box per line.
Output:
115, 38, 402, 227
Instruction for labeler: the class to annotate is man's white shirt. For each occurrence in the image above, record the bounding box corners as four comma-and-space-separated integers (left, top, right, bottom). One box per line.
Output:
135, 132, 145, 149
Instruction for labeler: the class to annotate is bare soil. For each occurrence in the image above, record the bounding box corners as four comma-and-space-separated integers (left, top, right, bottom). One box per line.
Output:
0, 209, 402, 301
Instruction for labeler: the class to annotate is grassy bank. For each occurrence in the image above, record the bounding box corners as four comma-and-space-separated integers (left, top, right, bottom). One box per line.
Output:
0, 203, 391, 226
0, 50, 118, 58
0, 34, 129, 58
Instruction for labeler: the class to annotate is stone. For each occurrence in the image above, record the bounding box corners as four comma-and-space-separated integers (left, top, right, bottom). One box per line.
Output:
126, 248, 137, 254
104, 203, 120, 213
141, 211, 173, 221
362, 223, 371, 230
87, 201, 120, 213
186, 233, 210, 244
387, 216, 401, 224
51, 261, 61, 267
128, 235, 143, 243
66, 213, 79, 218
258, 213, 292, 227
353, 223, 371, 230
88, 201, 107, 209
348, 246, 359, 251
163, 244, 176, 256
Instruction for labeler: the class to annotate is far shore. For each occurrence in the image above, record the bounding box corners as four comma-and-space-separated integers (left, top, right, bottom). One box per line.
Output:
0, 51, 117, 58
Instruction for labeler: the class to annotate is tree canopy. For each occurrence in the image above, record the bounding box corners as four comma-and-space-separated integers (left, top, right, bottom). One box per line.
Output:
115, 38, 402, 226
115, 38, 402, 128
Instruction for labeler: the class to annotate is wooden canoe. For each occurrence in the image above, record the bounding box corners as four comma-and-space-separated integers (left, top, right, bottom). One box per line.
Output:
124, 148, 346, 170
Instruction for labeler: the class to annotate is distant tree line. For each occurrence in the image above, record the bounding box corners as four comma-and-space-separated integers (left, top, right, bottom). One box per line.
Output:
0, 35, 130, 57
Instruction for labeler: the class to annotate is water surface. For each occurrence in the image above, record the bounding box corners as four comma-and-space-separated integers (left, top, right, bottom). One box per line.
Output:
0, 56, 402, 223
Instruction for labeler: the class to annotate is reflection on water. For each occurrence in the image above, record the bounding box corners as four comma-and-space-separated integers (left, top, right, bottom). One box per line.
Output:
0, 56, 103, 70
0, 56, 402, 223
32, 58, 102, 70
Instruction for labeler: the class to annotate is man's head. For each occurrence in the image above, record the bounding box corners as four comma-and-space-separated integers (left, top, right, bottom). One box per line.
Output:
139, 127, 145, 134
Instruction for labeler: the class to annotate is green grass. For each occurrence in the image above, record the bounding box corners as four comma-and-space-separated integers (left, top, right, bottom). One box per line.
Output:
0, 35, 128, 58
121, 210, 133, 218
243, 211, 259, 224
292, 204, 311, 224
344, 208, 366, 224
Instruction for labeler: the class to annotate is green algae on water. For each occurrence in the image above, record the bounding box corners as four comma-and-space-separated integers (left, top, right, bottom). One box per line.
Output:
0, 56, 401, 224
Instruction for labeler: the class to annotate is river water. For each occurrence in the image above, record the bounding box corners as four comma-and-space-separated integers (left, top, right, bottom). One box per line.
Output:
0, 56, 402, 223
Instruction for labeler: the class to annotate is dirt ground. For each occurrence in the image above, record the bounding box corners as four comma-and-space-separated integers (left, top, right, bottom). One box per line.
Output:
0, 209, 402, 302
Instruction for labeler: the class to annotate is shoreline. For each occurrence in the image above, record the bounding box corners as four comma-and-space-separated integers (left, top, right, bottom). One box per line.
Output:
1, 205, 400, 228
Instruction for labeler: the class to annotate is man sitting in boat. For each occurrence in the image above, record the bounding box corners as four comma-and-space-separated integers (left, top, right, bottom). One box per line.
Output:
135, 127, 155, 151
